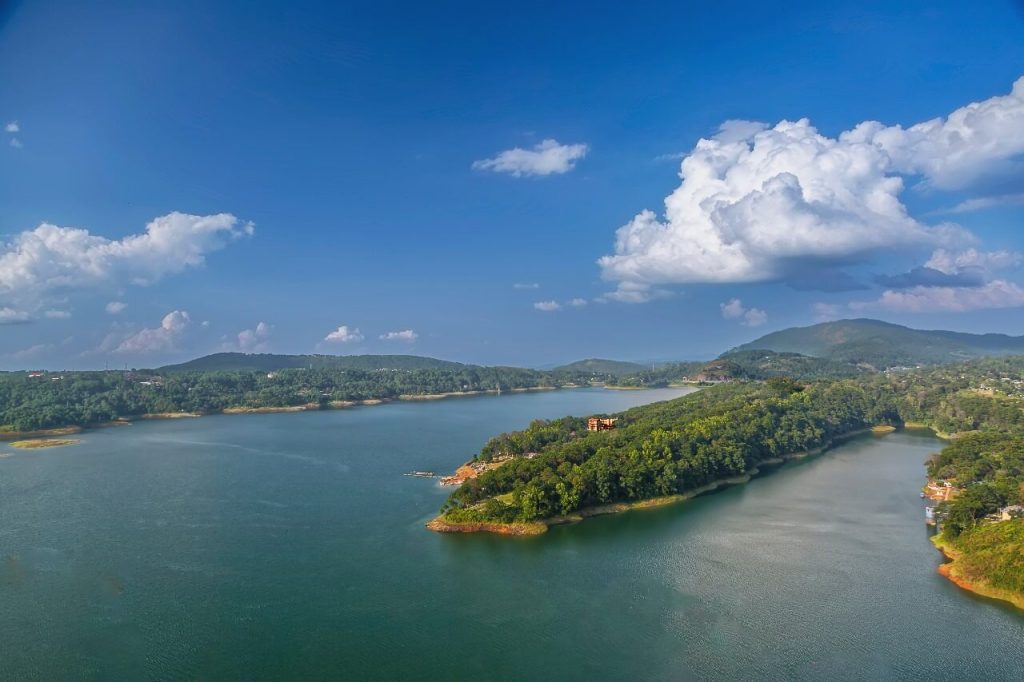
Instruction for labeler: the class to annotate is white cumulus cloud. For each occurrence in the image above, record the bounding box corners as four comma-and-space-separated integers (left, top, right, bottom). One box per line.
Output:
105, 301, 127, 315
533, 300, 562, 312
5, 121, 19, 133
598, 78, 1024, 300
116, 310, 191, 354
925, 248, 1022, 275
513, 282, 541, 290
324, 325, 364, 344
720, 298, 767, 326
0, 212, 252, 319
851, 280, 1024, 313
379, 329, 418, 342
237, 321, 273, 352
473, 139, 588, 177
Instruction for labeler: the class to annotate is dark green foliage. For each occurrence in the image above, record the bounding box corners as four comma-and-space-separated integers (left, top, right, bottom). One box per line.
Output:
442, 355, 1024, 525
0, 366, 572, 432
443, 380, 900, 522
928, 433, 1024, 537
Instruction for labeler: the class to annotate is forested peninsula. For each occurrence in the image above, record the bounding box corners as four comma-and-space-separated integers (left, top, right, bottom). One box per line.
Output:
432, 357, 1024, 609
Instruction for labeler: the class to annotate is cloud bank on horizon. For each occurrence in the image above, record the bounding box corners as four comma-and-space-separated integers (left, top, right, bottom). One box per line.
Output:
598, 77, 1024, 312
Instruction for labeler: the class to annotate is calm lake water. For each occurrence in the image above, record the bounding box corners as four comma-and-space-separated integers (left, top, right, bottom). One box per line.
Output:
2, 386, 1024, 680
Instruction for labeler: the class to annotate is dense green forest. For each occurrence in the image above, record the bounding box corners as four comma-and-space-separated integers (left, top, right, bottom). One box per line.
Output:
0, 347, 882, 432
0, 366, 576, 432
928, 433, 1024, 537
439, 356, 1024, 526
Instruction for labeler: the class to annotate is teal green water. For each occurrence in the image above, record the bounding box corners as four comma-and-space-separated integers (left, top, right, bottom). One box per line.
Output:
2, 387, 1023, 680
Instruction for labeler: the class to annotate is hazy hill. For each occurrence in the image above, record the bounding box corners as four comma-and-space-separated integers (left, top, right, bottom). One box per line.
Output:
552, 358, 650, 376
734, 319, 1024, 367
159, 353, 470, 373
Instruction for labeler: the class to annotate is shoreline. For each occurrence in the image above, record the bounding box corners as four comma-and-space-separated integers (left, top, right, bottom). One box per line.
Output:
931, 535, 1024, 611
427, 426, 881, 536
0, 385, 588, 441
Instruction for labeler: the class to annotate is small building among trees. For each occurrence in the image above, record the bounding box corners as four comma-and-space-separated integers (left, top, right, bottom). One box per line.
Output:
587, 417, 617, 432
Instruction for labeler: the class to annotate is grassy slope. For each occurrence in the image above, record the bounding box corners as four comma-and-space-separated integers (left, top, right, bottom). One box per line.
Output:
934, 521, 1024, 609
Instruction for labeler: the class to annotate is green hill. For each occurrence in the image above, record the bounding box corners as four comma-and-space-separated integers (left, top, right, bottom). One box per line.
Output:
734, 319, 1024, 368
552, 358, 650, 376
159, 352, 469, 373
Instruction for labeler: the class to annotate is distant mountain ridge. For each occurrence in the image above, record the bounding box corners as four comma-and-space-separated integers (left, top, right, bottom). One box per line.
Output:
159, 353, 470, 373
734, 319, 1024, 367
552, 358, 650, 376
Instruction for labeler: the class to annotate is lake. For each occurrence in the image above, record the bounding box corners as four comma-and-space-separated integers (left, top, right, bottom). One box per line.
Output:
2, 387, 1023, 680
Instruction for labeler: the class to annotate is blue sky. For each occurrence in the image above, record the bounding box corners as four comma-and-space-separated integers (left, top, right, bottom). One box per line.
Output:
2, 0, 1024, 369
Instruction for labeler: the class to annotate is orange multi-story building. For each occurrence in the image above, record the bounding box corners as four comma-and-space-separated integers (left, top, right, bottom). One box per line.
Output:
587, 417, 617, 432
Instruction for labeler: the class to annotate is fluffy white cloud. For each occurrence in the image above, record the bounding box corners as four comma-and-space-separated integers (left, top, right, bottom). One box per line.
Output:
5, 121, 19, 133
568, 298, 588, 308
116, 310, 191, 354
513, 282, 541, 290
324, 325, 363, 343
237, 321, 272, 352
105, 301, 127, 315
0, 212, 252, 318
533, 300, 562, 312
850, 77, 1024, 190
851, 280, 1024, 313
473, 139, 588, 177
720, 298, 767, 326
925, 248, 1022, 275
0, 307, 31, 324
599, 78, 1024, 299
379, 329, 418, 342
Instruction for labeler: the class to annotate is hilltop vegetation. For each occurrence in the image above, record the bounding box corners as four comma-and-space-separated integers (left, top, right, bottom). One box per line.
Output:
160, 352, 470, 373
552, 358, 652, 377
735, 318, 1024, 368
